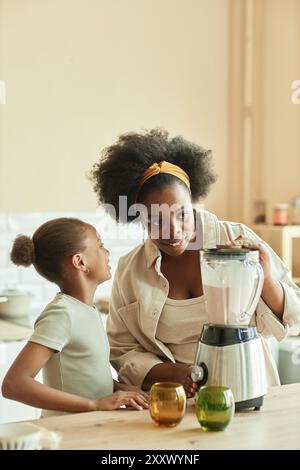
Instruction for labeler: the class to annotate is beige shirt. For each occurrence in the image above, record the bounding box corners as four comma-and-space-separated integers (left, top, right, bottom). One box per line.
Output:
30, 293, 114, 417
107, 210, 300, 388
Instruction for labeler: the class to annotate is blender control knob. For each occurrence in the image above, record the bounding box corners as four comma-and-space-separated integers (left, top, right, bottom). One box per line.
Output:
191, 362, 208, 384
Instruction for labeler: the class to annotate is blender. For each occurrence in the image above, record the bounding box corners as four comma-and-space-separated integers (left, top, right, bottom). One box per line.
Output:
191, 248, 268, 410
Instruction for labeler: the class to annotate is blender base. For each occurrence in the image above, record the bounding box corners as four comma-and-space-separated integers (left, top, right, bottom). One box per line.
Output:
235, 395, 264, 411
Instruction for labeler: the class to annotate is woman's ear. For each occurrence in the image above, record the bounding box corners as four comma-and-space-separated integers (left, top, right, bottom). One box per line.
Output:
71, 253, 87, 272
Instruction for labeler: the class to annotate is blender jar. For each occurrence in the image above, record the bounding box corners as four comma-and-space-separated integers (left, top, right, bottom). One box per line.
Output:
201, 248, 264, 326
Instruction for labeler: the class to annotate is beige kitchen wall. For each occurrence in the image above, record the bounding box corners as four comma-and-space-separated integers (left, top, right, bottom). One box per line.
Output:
0, 0, 230, 218
257, 0, 300, 223
228, 0, 300, 224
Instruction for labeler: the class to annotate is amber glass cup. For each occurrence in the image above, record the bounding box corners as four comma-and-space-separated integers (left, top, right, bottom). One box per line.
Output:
195, 386, 235, 431
149, 382, 186, 427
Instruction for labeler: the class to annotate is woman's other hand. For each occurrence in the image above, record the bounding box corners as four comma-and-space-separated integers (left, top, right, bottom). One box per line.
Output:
225, 236, 285, 318
183, 365, 199, 398
225, 236, 271, 280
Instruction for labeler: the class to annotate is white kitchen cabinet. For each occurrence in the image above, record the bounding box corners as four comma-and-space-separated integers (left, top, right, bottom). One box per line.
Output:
0, 340, 41, 423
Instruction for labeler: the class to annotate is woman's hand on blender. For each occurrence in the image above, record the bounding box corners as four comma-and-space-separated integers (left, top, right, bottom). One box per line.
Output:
183, 366, 199, 398
226, 235, 285, 319
225, 236, 271, 280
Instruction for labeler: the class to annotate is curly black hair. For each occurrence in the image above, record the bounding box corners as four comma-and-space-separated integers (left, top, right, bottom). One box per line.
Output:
90, 128, 217, 223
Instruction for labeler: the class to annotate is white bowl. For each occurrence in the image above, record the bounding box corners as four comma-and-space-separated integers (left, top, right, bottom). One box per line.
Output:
0, 423, 42, 450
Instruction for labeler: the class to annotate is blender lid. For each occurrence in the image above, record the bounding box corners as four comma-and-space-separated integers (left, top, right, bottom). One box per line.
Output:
203, 248, 255, 261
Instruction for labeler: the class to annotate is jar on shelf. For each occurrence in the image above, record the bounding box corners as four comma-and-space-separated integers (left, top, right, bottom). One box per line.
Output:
273, 203, 289, 226
253, 199, 266, 224
292, 197, 300, 225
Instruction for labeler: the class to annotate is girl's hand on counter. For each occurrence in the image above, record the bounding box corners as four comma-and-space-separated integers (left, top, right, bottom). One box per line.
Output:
93, 390, 149, 411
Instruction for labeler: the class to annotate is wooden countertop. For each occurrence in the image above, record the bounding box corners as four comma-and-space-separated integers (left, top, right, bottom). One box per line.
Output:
0, 319, 32, 341
25, 383, 300, 450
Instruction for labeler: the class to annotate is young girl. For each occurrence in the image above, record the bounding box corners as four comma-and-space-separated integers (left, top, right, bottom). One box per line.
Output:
1, 217, 148, 417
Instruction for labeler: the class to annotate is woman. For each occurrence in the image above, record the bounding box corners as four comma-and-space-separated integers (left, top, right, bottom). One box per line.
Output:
91, 129, 300, 396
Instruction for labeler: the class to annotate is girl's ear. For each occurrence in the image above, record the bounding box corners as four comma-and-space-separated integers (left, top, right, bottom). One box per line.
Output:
71, 253, 87, 272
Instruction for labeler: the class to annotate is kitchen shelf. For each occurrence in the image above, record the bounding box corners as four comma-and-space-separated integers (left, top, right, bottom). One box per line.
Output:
250, 224, 300, 286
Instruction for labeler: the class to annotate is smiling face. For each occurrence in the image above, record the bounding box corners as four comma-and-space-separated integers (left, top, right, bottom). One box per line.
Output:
82, 225, 111, 283
141, 183, 195, 257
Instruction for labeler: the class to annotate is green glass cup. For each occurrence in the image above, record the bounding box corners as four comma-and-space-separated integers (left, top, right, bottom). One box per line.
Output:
195, 386, 235, 431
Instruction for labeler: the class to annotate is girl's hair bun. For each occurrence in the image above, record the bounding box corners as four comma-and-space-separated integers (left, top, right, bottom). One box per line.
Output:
10, 235, 35, 267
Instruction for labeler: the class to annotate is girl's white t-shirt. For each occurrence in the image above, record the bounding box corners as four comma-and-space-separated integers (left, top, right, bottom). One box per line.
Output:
30, 292, 113, 417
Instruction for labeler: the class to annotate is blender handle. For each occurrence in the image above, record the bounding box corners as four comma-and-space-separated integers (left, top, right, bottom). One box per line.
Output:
243, 262, 264, 320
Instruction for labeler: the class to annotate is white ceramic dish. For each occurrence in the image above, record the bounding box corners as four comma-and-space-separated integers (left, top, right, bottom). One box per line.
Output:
0, 289, 33, 318
0, 423, 42, 450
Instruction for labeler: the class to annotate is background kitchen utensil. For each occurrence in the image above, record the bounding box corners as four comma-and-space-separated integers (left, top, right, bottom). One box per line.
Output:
0, 423, 42, 450
292, 196, 300, 225
0, 288, 33, 318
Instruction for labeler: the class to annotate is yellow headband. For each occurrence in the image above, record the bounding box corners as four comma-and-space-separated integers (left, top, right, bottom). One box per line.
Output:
138, 161, 191, 192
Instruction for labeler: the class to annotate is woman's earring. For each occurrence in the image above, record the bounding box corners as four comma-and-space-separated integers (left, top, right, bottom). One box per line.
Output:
85, 268, 90, 274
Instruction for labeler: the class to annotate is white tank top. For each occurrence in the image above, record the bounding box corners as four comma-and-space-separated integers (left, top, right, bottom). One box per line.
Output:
155, 295, 207, 363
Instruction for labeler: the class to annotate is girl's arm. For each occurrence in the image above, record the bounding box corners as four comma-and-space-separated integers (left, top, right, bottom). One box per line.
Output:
2, 342, 148, 412
2, 341, 96, 412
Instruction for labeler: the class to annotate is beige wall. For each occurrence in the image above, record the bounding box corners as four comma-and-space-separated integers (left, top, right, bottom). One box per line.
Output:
228, 0, 300, 224
0, 0, 230, 218
259, 0, 300, 223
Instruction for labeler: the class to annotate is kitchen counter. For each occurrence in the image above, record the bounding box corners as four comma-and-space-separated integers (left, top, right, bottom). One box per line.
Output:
0, 319, 32, 341
24, 383, 300, 450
